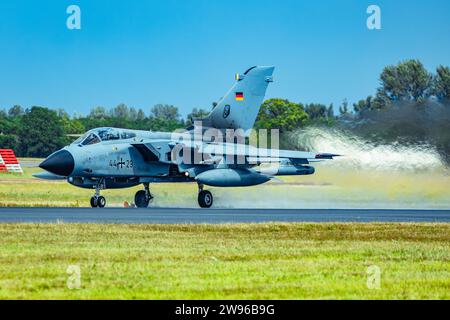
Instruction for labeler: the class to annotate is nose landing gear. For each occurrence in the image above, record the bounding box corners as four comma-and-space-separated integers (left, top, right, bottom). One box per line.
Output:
135, 183, 153, 208
90, 178, 106, 208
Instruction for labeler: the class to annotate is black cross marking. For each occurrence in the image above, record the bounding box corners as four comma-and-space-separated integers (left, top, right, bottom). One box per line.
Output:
117, 158, 125, 169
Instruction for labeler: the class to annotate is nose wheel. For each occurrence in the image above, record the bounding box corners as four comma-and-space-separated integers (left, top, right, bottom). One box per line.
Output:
198, 184, 213, 208
135, 183, 153, 208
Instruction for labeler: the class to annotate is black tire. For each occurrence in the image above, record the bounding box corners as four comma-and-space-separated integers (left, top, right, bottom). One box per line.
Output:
97, 196, 106, 208
198, 190, 213, 208
90, 196, 98, 208
135, 190, 149, 208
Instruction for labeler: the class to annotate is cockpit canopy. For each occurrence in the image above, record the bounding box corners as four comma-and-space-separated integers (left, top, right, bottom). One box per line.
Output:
72, 127, 137, 146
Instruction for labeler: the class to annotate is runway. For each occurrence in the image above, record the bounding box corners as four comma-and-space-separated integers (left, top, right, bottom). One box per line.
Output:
0, 207, 449, 223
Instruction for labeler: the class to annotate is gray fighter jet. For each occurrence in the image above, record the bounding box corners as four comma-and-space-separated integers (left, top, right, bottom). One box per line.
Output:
36, 66, 337, 208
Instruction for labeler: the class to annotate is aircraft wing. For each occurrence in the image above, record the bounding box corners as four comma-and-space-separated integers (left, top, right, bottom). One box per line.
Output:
174, 140, 339, 165
131, 138, 338, 165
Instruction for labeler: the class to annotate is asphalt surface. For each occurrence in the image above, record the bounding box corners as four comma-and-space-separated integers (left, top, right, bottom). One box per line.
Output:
0, 207, 449, 223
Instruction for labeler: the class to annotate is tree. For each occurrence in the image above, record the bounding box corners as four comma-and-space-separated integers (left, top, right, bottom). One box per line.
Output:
18, 107, 66, 157
339, 99, 349, 115
61, 116, 85, 135
433, 65, 450, 101
89, 106, 108, 119
8, 105, 24, 117
128, 107, 138, 121
136, 109, 146, 121
376, 59, 432, 107
327, 104, 334, 118
147, 117, 184, 132
353, 96, 374, 113
111, 103, 130, 119
186, 108, 210, 126
304, 103, 327, 120
0, 133, 17, 149
256, 99, 308, 133
150, 104, 180, 121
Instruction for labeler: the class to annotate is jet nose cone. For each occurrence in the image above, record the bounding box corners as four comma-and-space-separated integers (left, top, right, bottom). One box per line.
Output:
39, 150, 74, 176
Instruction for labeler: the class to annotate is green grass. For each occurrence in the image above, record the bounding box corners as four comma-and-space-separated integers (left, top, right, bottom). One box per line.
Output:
0, 222, 448, 299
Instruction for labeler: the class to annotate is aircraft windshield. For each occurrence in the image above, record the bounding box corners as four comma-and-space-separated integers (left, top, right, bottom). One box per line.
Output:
81, 133, 101, 145
72, 134, 86, 145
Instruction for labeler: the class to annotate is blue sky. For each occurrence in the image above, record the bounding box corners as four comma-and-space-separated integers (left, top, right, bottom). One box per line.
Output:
1, 0, 449, 117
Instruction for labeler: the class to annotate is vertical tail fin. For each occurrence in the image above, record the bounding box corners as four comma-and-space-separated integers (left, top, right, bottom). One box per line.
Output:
203, 66, 274, 133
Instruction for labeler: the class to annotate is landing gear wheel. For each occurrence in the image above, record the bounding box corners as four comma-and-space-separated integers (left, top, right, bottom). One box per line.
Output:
135, 190, 150, 208
90, 196, 98, 208
97, 196, 106, 208
90, 178, 105, 208
198, 190, 213, 208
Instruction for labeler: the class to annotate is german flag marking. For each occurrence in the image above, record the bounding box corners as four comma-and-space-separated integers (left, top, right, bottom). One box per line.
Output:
235, 92, 244, 101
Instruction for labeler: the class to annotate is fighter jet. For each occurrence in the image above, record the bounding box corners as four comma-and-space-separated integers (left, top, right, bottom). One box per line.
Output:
36, 66, 337, 208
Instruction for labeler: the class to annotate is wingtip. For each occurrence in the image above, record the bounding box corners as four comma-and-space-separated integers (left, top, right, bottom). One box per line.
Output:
315, 153, 342, 159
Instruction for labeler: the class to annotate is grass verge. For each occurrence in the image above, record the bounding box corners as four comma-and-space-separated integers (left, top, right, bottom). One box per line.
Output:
0, 222, 448, 299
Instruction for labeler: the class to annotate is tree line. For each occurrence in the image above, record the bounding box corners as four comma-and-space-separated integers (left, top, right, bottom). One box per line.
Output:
0, 104, 211, 157
256, 60, 449, 132
0, 59, 449, 159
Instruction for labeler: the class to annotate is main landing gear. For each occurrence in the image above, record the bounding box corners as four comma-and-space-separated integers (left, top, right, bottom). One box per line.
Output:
90, 179, 106, 208
197, 184, 213, 208
89, 180, 212, 209
134, 182, 154, 208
